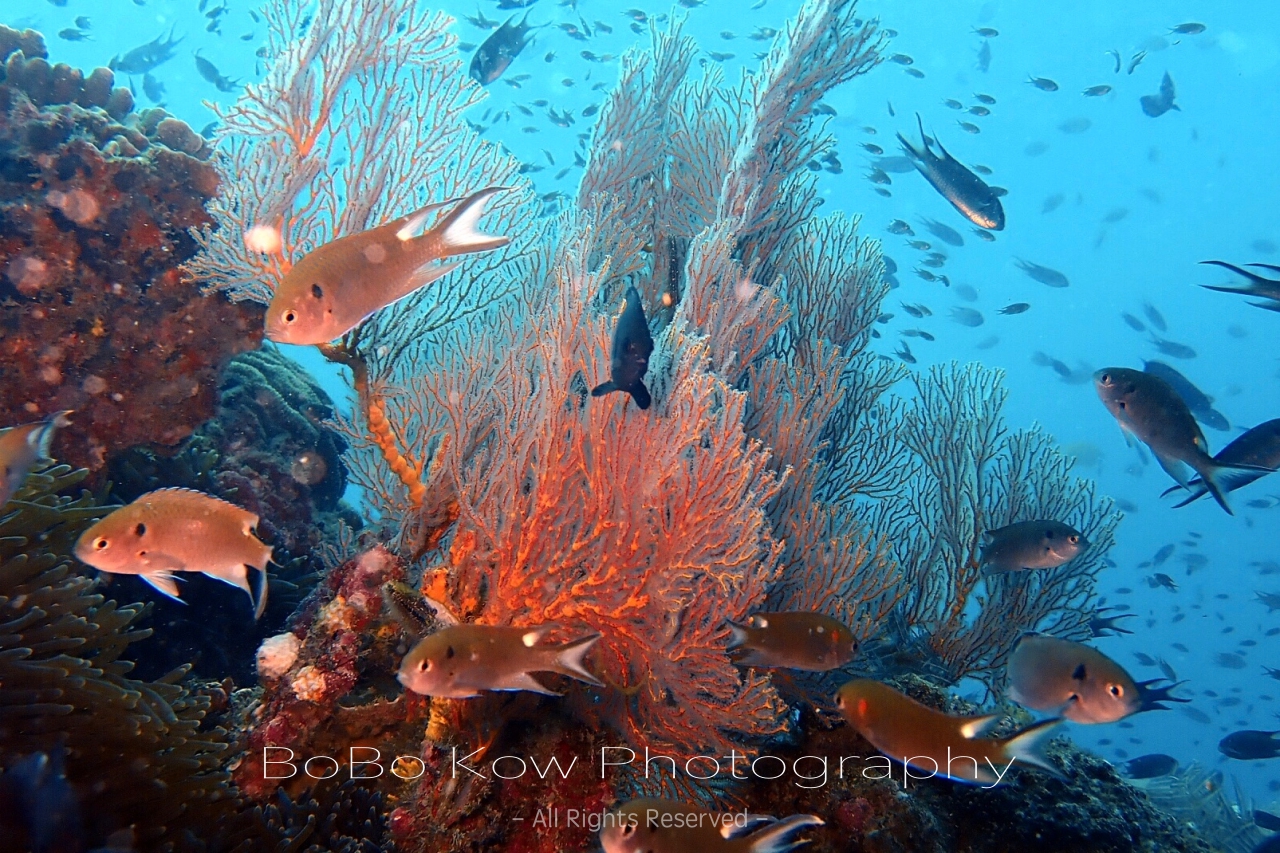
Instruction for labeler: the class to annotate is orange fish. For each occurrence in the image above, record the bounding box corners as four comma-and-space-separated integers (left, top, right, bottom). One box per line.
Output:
74, 488, 270, 618
727, 611, 857, 671
0, 411, 70, 506
265, 187, 510, 345
599, 798, 823, 853
835, 679, 1062, 786
397, 624, 603, 698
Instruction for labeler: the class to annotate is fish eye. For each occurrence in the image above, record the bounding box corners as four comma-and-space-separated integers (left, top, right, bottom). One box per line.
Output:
94, 537, 108, 549
445, 645, 455, 659
1109, 684, 1123, 698
622, 824, 635, 837
1100, 373, 1111, 383
310, 283, 324, 299
836, 695, 845, 709
134, 523, 146, 536
418, 659, 430, 672
1069, 534, 1079, 544
284, 311, 297, 323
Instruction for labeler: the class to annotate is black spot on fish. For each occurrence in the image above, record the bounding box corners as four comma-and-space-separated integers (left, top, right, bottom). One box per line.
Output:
1073, 663, 1087, 681
591, 286, 654, 410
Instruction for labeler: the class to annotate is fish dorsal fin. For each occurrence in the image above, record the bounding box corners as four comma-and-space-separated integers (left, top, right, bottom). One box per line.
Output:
1072, 663, 1087, 681
393, 196, 467, 242
959, 714, 1001, 739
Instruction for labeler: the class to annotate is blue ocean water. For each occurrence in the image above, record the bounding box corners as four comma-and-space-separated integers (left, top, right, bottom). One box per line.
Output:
8, 0, 1280, 826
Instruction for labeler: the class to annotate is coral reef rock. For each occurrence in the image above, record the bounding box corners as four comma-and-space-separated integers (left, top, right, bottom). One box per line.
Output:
0, 25, 262, 481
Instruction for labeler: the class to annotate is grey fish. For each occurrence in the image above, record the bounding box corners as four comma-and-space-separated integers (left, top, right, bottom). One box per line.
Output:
980, 520, 1088, 573
1121, 312, 1145, 331
1142, 361, 1228, 431
1200, 260, 1280, 310
470, 13, 540, 85
1169, 22, 1206, 35
1083, 84, 1112, 97
1027, 76, 1059, 91
1141, 301, 1167, 331
976, 39, 991, 73
142, 71, 166, 102
1015, 258, 1069, 288
1041, 192, 1065, 213
999, 302, 1030, 315
1149, 336, 1196, 359
109, 28, 182, 74
897, 115, 1005, 230
919, 216, 965, 247
194, 50, 239, 92
1094, 367, 1268, 513
949, 306, 984, 327
1167, 419, 1280, 507
592, 286, 654, 409
1140, 71, 1179, 118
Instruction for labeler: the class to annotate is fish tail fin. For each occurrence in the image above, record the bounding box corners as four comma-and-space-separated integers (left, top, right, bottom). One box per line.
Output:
1198, 460, 1274, 515
551, 632, 604, 687
1200, 260, 1280, 297
743, 815, 824, 853
254, 563, 269, 621
1003, 718, 1065, 780
430, 186, 511, 257
630, 382, 651, 410
590, 380, 616, 398
32, 410, 72, 459
1166, 480, 1206, 508
726, 620, 750, 650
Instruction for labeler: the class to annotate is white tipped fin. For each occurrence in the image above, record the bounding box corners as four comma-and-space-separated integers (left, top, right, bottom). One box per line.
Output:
722, 815, 776, 840
959, 714, 1002, 739
393, 195, 466, 242
726, 619, 750, 650
1003, 718, 1066, 780
142, 571, 184, 602
254, 565, 269, 621
433, 186, 511, 254
743, 814, 824, 853
551, 632, 604, 687
490, 671, 558, 696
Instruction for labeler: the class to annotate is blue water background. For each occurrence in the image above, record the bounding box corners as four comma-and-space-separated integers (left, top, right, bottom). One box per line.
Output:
9, 0, 1280, 814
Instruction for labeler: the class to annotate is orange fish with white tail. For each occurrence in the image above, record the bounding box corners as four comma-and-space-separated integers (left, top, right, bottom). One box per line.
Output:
835, 679, 1063, 786
265, 186, 511, 345
0, 411, 71, 507
74, 488, 271, 619
397, 624, 603, 698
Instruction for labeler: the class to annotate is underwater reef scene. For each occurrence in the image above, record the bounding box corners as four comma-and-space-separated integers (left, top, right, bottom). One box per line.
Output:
2, 0, 1279, 851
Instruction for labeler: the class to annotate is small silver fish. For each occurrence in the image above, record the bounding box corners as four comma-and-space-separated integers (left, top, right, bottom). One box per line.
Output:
980, 520, 1088, 573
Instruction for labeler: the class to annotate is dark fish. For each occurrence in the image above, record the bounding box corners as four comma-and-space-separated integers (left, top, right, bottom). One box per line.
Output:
109, 28, 183, 74
74, 16, 91, 28
1107, 49, 1122, 73
999, 302, 1030, 315
898, 116, 1004, 230
58, 28, 90, 41
1149, 336, 1196, 359
1027, 76, 1059, 91
1142, 361, 1228, 431
592, 286, 653, 409
1015, 258, 1069, 288
900, 302, 930, 319
894, 341, 916, 364
1200, 260, 1280, 309
1121, 312, 1145, 331
904, 68, 925, 79
976, 39, 991, 73
1256, 809, 1280, 832
887, 219, 914, 235
1257, 591, 1280, 613
919, 217, 964, 247
1041, 193, 1065, 213
1094, 368, 1268, 513
949, 307, 984, 327
942, 98, 964, 110
1083, 85, 1112, 97
1122, 754, 1178, 779
890, 53, 913, 65
1151, 573, 1178, 591
142, 71, 166, 102
967, 105, 990, 117
973, 27, 999, 38
1167, 420, 1280, 507
981, 520, 1088, 572
1089, 606, 1136, 637
974, 93, 996, 105
1141, 301, 1166, 331
1169, 23, 1206, 35
1128, 51, 1147, 74
1152, 543, 1175, 565
470, 13, 539, 85
1140, 71, 1179, 118
194, 50, 239, 92
726, 611, 858, 671
1219, 730, 1280, 760
957, 120, 981, 134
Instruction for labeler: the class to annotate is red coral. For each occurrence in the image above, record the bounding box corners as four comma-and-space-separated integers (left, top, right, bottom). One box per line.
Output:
0, 28, 261, 478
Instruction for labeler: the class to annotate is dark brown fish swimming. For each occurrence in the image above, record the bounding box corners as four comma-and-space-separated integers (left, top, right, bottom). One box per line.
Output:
1142, 360, 1228, 431
592, 286, 654, 409
727, 611, 857, 671
1093, 367, 1268, 513
470, 12, 540, 85
898, 115, 1005, 230
1140, 71, 1179, 118
1200, 260, 1280, 311
1165, 419, 1280, 507
1219, 730, 1280, 760
980, 520, 1088, 573
1015, 258, 1069, 288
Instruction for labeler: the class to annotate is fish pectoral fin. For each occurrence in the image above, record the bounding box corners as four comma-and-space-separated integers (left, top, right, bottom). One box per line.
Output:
142, 571, 184, 603
387, 261, 462, 306
491, 671, 559, 695
1153, 451, 1193, 488
589, 380, 617, 397
628, 382, 652, 410
959, 714, 1001, 739
254, 565, 269, 621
